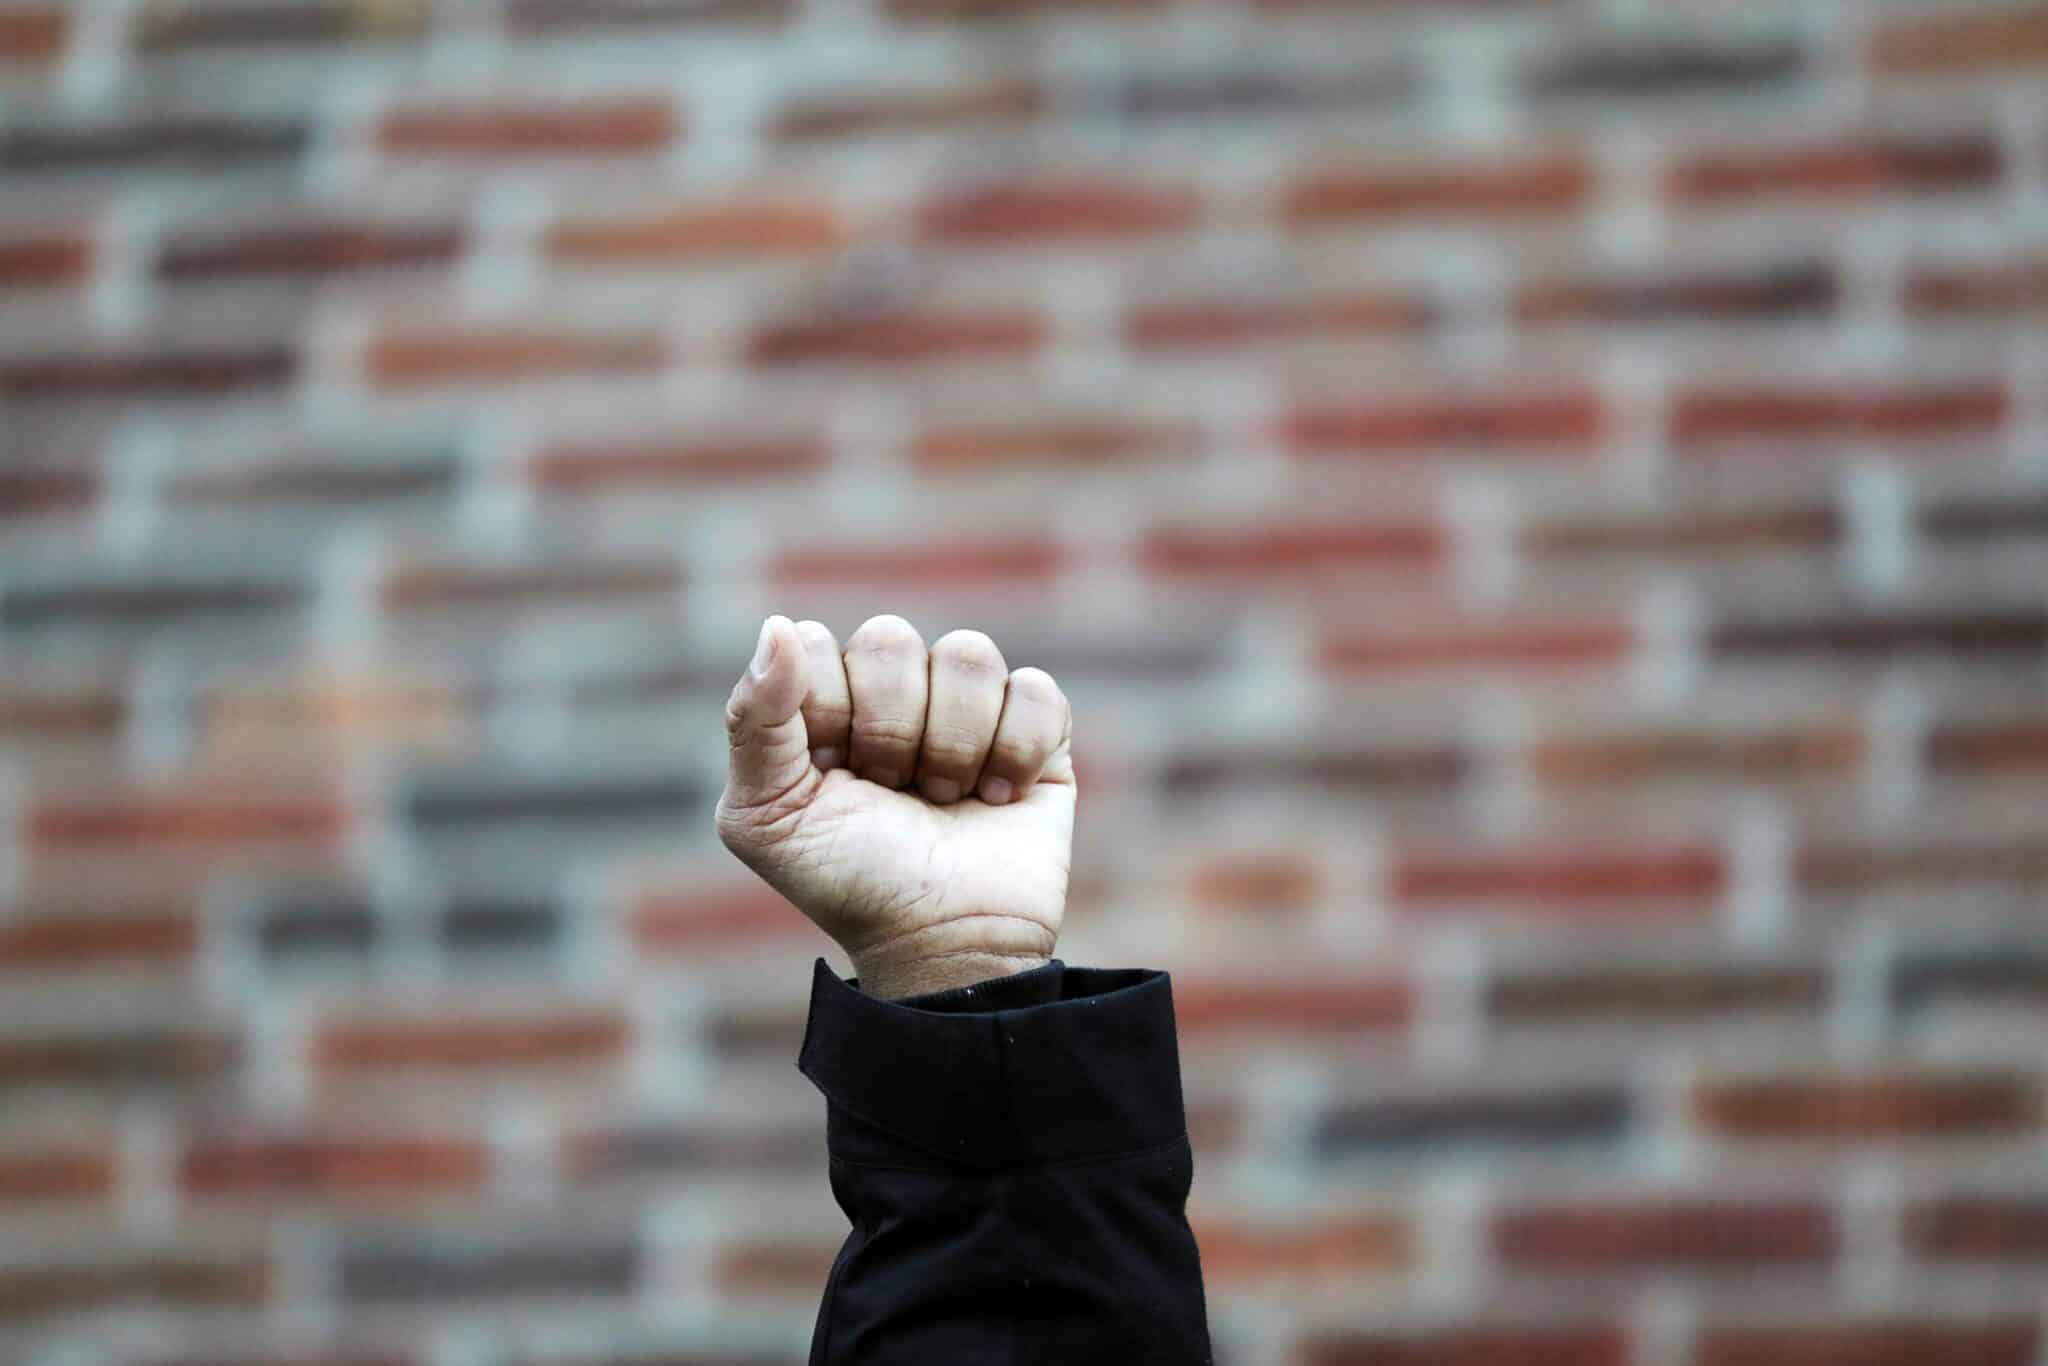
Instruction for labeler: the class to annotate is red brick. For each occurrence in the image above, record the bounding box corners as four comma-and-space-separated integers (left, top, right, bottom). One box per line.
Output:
316, 1012, 628, 1072
0, 1149, 115, 1202
531, 436, 825, 490
913, 419, 1202, 471
1491, 966, 1827, 1024
771, 79, 1044, 141
1144, 522, 1444, 577
158, 221, 462, 279
1493, 1199, 1836, 1270
1905, 257, 2048, 316
1697, 1320, 2039, 1366
29, 792, 343, 848
1797, 838, 2048, 894
0, 7, 65, 61
1908, 1198, 2048, 1260
0, 1256, 271, 1320
1189, 853, 1322, 911
771, 537, 1061, 587
746, 311, 1043, 367
917, 181, 1200, 245
1392, 845, 1725, 910
0, 347, 297, 400
1129, 293, 1435, 349
0, 231, 90, 287
381, 557, 680, 610
181, 1137, 489, 1198
549, 202, 840, 262
1194, 1214, 1410, 1280
1516, 262, 1837, 325
0, 913, 196, 967
1671, 381, 2008, 447
1669, 134, 2004, 204
1871, 9, 2048, 76
633, 885, 807, 948
367, 328, 666, 389
1694, 1072, 2040, 1140
1302, 1325, 1627, 1366
1322, 621, 1634, 675
1286, 154, 1592, 224
1531, 726, 1861, 785
135, 0, 429, 48
1173, 980, 1412, 1035
378, 98, 678, 156
1287, 391, 1604, 458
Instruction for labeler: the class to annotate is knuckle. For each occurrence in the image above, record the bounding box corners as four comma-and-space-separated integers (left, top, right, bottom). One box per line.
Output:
851, 715, 921, 746
919, 727, 985, 767
932, 629, 1005, 673
847, 614, 923, 655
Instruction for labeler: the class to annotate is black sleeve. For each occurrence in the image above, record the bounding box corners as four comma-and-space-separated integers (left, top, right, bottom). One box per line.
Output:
795, 956, 1214, 1365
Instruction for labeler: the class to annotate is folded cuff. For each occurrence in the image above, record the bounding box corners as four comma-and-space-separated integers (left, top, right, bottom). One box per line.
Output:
796, 957, 1187, 1170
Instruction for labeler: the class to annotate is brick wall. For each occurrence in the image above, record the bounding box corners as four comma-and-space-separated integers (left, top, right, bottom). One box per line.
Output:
3, 1, 2048, 1363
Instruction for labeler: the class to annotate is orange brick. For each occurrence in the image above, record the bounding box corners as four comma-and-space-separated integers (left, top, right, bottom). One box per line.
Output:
29, 792, 343, 848
316, 1013, 628, 1072
1871, 8, 2048, 76
1287, 391, 1604, 458
181, 1137, 490, 1198
633, 885, 808, 949
549, 201, 842, 260
367, 328, 667, 389
378, 98, 679, 156
913, 419, 1202, 472
1286, 155, 1592, 224
1694, 1072, 2041, 1140
0, 1149, 116, 1203
0, 913, 197, 967
1194, 1214, 1410, 1280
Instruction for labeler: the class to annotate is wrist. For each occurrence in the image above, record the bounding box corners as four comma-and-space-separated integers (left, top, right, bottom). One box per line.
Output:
850, 948, 1053, 1001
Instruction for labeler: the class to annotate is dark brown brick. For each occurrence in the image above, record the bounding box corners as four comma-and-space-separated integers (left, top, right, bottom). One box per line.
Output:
531, 437, 826, 490
0, 1031, 239, 1090
0, 347, 298, 400
1908, 1199, 2048, 1261
181, 1137, 490, 1198
1287, 392, 1604, 457
1491, 965, 1827, 1024
0, 7, 65, 61
1672, 381, 2008, 447
772, 538, 1061, 586
158, 221, 463, 279
0, 1149, 116, 1202
1130, 293, 1436, 349
1323, 622, 1635, 675
914, 419, 1202, 471
1871, 9, 2048, 76
1494, 1200, 1836, 1270
0, 1255, 271, 1320
747, 311, 1043, 367
1517, 262, 1836, 325
135, 0, 428, 49
0, 116, 308, 172
1532, 726, 1861, 785
316, 1012, 628, 1072
1669, 134, 2005, 204
508, 0, 794, 28
917, 181, 1200, 244
771, 79, 1044, 140
1302, 1324, 1627, 1366
1143, 522, 1444, 576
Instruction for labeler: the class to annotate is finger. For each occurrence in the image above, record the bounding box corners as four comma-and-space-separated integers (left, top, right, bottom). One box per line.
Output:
843, 614, 928, 790
918, 629, 1007, 804
796, 619, 852, 771
723, 615, 812, 808
978, 667, 1070, 805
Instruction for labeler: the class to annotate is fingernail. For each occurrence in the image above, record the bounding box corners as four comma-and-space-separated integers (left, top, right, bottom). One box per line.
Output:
925, 777, 961, 804
981, 776, 1014, 805
749, 619, 777, 679
812, 747, 844, 771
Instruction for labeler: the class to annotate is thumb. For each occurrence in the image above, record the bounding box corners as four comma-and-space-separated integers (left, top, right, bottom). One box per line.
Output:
722, 614, 813, 809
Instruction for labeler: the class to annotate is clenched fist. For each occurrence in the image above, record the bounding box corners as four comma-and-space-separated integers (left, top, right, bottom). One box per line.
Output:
716, 615, 1075, 1000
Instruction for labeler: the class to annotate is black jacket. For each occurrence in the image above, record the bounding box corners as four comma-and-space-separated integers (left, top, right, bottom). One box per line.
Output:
796, 957, 1214, 1364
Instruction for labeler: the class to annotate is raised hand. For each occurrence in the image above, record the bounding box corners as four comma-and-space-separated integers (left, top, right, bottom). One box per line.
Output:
716, 615, 1075, 999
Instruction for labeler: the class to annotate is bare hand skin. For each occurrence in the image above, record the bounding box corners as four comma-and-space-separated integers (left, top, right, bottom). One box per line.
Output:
717, 615, 1075, 1000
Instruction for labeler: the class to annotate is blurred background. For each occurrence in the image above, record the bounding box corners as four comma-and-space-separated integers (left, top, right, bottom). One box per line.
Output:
2, 0, 2047, 1363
